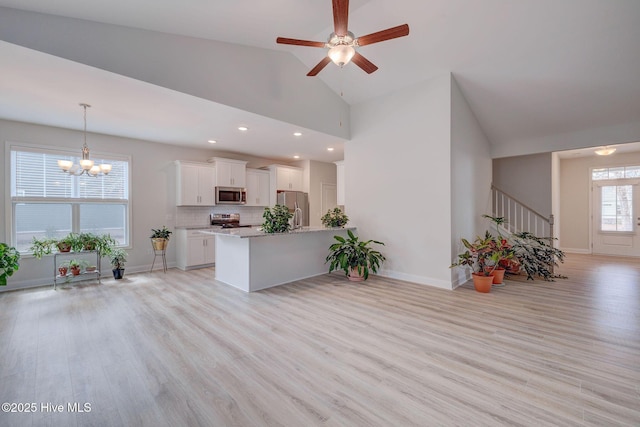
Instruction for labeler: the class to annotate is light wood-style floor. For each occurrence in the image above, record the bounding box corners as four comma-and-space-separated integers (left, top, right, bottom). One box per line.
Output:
1, 254, 639, 426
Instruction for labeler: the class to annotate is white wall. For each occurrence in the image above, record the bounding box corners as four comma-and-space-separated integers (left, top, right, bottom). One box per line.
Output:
551, 152, 562, 248
493, 153, 552, 216
347, 74, 453, 289
307, 161, 337, 227
450, 76, 493, 288
0, 7, 350, 140
559, 150, 640, 252
0, 118, 275, 291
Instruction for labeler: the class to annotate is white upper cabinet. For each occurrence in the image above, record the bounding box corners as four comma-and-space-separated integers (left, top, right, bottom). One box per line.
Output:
335, 160, 344, 206
175, 161, 216, 206
272, 165, 303, 191
246, 169, 270, 206
210, 157, 247, 188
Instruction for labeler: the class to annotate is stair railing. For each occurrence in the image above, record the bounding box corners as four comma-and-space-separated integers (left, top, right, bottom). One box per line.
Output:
490, 184, 555, 257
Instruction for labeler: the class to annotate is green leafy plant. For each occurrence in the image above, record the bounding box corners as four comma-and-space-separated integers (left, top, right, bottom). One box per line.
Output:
30, 237, 58, 259
510, 231, 566, 281
68, 259, 89, 269
109, 248, 128, 270
150, 226, 173, 240
262, 205, 293, 233
325, 230, 385, 280
0, 243, 21, 286
78, 232, 115, 253
95, 234, 117, 256
451, 231, 514, 277
321, 207, 349, 228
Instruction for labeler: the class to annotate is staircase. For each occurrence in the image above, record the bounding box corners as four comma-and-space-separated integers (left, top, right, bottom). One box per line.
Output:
491, 185, 554, 239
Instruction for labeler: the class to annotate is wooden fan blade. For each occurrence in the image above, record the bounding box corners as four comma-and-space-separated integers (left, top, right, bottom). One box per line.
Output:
333, 0, 349, 36
307, 57, 332, 76
356, 24, 410, 47
351, 52, 378, 74
276, 37, 326, 48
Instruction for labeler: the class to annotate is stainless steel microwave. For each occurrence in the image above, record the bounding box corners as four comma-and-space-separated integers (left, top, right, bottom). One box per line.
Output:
215, 186, 246, 205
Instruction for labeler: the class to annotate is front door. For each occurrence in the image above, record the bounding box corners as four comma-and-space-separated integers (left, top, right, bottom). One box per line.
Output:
592, 178, 640, 257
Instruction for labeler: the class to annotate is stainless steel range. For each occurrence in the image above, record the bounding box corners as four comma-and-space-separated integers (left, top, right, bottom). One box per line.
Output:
210, 213, 252, 228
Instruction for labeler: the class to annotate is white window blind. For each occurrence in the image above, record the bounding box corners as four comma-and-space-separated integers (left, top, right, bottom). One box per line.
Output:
12, 150, 128, 200
9, 145, 131, 252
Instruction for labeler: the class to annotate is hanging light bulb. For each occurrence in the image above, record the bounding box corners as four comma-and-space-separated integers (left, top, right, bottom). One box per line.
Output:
57, 103, 111, 177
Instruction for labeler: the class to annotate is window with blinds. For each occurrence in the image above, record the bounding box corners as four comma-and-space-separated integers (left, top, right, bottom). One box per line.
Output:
9, 146, 130, 252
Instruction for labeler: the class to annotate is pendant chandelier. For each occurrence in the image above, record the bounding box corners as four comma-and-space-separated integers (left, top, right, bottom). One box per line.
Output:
57, 103, 111, 176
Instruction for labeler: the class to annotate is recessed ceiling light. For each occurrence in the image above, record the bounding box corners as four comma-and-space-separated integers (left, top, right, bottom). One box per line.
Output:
208, 140, 217, 144
293, 155, 300, 159
293, 132, 302, 137
238, 126, 248, 131
327, 147, 334, 151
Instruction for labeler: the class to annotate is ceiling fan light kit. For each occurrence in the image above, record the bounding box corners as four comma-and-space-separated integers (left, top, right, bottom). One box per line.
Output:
276, 0, 409, 76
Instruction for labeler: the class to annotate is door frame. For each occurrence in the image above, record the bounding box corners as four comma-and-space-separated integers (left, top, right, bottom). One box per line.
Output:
590, 175, 640, 256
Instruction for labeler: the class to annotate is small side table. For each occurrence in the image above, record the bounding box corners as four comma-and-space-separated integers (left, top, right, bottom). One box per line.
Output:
150, 239, 168, 273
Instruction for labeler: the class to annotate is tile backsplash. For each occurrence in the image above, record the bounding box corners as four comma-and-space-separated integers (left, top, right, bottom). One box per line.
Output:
176, 206, 266, 227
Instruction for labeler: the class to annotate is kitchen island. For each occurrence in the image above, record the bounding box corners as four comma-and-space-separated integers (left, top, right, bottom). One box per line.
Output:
201, 227, 355, 292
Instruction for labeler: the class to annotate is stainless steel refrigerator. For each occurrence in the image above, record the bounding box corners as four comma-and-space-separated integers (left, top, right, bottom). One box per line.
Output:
276, 191, 309, 226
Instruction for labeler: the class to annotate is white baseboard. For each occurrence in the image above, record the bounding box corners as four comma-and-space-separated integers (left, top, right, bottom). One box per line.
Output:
0, 262, 178, 292
560, 247, 591, 254
378, 268, 454, 290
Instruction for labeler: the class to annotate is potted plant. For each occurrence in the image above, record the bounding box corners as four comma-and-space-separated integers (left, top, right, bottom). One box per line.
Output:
57, 233, 82, 253
0, 242, 20, 286
261, 205, 293, 233
72, 232, 116, 254
321, 207, 349, 228
510, 231, 566, 281
29, 237, 58, 259
482, 236, 515, 285
450, 232, 500, 292
150, 226, 172, 250
57, 261, 69, 277
110, 248, 128, 279
68, 259, 88, 276
325, 230, 385, 281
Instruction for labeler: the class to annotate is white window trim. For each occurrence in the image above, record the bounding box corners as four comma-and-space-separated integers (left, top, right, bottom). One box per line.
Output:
4, 141, 132, 254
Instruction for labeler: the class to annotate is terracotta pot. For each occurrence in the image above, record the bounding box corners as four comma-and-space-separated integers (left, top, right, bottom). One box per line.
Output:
472, 273, 493, 293
151, 238, 168, 251
348, 266, 366, 282
58, 267, 68, 277
57, 242, 72, 252
491, 267, 506, 284
500, 258, 520, 274
70, 266, 81, 276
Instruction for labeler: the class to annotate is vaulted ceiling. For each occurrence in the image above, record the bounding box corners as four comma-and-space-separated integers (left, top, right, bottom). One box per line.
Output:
1, 0, 639, 162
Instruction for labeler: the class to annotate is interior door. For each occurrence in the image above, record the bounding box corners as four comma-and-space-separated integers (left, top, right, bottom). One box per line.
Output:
592, 179, 640, 256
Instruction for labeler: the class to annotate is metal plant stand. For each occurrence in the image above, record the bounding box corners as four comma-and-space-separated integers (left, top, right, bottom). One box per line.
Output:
150, 239, 168, 273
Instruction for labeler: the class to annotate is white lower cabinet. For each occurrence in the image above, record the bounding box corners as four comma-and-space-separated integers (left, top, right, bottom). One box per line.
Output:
176, 229, 215, 270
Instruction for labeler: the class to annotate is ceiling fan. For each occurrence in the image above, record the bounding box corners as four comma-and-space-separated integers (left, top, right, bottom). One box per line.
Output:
276, 0, 410, 76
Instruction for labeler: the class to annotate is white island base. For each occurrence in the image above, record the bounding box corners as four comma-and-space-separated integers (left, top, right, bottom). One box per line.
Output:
213, 227, 354, 292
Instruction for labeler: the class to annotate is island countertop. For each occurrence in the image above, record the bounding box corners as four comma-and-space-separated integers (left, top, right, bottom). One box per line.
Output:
210, 226, 356, 292
199, 226, 356, 239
